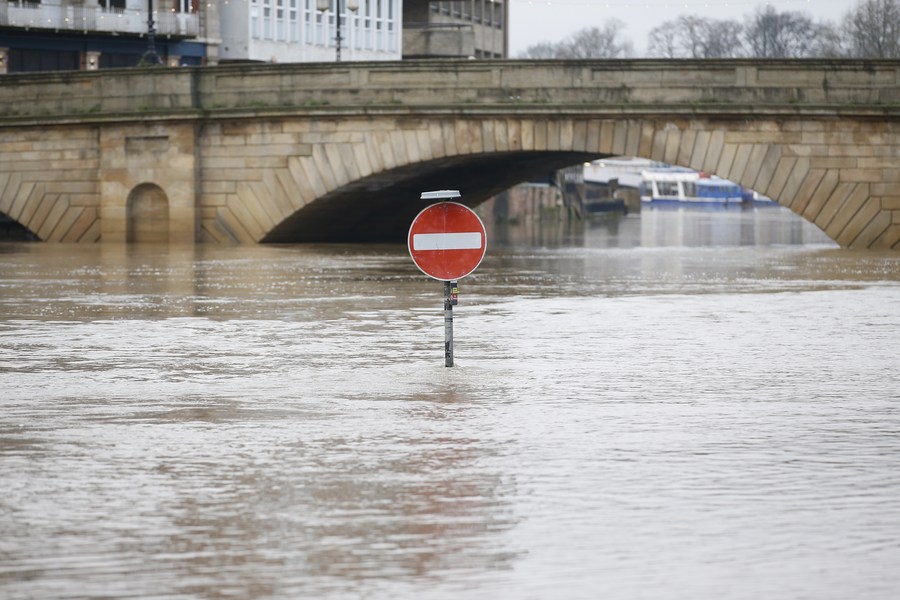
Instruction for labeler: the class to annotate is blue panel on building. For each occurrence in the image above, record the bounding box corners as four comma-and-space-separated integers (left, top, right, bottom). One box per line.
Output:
0, 32, 206, 72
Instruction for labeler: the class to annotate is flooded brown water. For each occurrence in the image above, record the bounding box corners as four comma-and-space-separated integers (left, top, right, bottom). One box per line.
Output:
2, 207, 899, 599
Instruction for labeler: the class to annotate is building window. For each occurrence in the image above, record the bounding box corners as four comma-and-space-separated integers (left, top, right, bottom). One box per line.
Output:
99, 0, 126, 12
101, 52, 143, 69
263, 0, 273, 40
175, 1, 199, 13
289, 0, 300, 42
251, 0, 260, 38
9, 48, 79, 73
315, 10, 327, 45
304, 0, 315, 42
276, 0, 285, 41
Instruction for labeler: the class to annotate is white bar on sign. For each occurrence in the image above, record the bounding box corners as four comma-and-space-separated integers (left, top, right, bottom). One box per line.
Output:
413, 232, 482, 251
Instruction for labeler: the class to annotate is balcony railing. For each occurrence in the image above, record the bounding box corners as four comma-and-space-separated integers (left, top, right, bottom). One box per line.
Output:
1, 4, 199, 38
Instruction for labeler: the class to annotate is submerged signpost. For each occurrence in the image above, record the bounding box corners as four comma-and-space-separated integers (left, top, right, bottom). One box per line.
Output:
408, 191, 487, 367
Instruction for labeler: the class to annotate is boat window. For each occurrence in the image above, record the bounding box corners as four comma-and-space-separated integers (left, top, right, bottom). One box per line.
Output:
657, 180, 679, 196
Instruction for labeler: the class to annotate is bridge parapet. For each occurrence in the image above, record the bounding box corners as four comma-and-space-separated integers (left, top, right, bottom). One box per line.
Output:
1, 60, 899, 123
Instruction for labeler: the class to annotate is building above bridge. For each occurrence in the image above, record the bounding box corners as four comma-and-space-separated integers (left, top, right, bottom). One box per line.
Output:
0, 1, 509, 74
0, 0, 210, 70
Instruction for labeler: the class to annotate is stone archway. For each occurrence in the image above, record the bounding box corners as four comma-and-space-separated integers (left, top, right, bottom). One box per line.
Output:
127, 183, 169, 243
197, 113, 899, 249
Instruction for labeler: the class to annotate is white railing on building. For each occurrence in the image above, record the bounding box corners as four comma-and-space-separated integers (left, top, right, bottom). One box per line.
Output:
1, 4, 198, 38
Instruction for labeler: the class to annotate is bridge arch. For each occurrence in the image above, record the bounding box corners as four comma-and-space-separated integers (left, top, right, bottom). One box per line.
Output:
203, 115, 897, 249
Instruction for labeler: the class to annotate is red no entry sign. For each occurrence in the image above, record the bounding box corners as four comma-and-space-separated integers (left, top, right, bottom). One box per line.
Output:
408, 200, 487, 281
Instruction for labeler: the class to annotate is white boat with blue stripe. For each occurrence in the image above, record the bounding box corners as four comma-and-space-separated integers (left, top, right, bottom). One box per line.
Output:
640, 168, 748, 207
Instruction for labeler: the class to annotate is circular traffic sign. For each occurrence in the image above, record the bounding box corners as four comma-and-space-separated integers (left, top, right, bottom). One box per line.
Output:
408, 202, 487, 281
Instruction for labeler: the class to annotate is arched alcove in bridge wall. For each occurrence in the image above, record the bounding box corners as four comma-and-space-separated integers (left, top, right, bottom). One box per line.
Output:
127, 184, 169, 244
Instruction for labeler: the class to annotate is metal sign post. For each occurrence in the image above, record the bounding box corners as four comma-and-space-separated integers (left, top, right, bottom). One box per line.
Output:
408, 191, 486, 367
443, 280, 459, 367
443, 280, 453, 366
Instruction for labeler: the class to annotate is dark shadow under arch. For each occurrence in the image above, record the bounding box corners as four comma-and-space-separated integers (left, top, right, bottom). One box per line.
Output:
262, 151, 602, 243
0, 211, 39, 241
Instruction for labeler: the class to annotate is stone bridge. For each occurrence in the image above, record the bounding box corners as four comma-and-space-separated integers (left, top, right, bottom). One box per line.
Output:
0, 59, 898, 248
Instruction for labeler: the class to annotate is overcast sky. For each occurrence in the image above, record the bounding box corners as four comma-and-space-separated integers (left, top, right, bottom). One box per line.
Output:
508, 0, 861, 56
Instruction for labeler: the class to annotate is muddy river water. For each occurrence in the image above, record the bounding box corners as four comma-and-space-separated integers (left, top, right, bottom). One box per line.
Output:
2, 207, 899, 599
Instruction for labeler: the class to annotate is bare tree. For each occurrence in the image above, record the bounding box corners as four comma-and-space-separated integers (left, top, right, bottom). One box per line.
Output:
743, 6, 817, 58
563, 22, 634, 58
519, 42, 561, 59
648, 16, 744, 58
647, 24, 679, 58
808, 22, 846, 58
700, 18, 745, 58
678, 16, 709, 58
842, 0, 900, 58
521, 3, 898, 60
519, 21, 633, 59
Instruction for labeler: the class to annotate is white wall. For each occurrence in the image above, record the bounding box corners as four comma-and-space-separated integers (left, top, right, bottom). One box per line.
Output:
219, 0, 401, 64
219, 0, 251, 61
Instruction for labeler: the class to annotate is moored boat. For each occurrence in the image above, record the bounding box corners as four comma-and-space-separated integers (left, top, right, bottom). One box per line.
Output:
640, 169, 745, 207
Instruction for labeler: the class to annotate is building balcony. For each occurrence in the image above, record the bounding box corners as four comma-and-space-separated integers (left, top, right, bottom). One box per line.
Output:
1, 4, 199, 38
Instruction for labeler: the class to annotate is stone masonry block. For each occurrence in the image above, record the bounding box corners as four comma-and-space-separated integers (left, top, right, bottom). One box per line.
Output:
714, 143, 736, 177
676, 130, 696, 167
561, 120, 576, 151
812, 182, 855, 229
752, 145, 782, 193
790, 168, 827, 213
745, 145, 769, 190
836, 196, 882, 247
802, 170, 840, 220
597, 121, 614, 155
824, 184, 868, 238
638, 121, 655, 159
840, 168, 884, 182
853, 209, 893, 249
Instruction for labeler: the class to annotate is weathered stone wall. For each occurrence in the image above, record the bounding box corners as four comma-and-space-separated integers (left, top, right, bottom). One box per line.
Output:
0, 125, 101, 242
1, 60, 898, 119
0, 121, 196, 243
